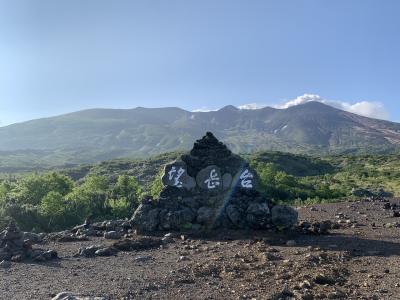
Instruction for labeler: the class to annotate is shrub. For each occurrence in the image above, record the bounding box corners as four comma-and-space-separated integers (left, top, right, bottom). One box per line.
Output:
109, 197, 131, 219
149, 170, 164, 199
15, 172, 74, 205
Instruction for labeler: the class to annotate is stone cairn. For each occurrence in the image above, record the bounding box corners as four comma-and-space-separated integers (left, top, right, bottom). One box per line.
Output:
131, 132, 298, 232
0, 221, 57, 266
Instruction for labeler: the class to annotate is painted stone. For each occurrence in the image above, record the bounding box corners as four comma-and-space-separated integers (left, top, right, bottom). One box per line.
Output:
232, 167, 258, 189
196, 165, 223, 191
161, 161, 196, 190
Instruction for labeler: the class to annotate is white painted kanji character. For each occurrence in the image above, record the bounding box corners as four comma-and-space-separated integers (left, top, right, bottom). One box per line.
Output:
240, 169, 254, 188
168, 166, 185, 187
204, 169, 220, 189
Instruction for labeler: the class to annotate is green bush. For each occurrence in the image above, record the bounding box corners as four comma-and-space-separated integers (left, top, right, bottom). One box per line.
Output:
149, 170, 164, 199
108, 175, 142, 218
109, 197, 131, 219
15, 172, 74, 205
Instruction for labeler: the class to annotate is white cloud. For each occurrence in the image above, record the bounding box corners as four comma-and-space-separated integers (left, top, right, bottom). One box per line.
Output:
339, 101, 388, 120
275, 94, 389, 120
275, 94, 324, 109
191, 107, 218, 112
237, 103, 267, 110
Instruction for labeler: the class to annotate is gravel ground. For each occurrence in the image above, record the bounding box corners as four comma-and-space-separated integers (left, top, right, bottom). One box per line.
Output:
2, 198, 400, 300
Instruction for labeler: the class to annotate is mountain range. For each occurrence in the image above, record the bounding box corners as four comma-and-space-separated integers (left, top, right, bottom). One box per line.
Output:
1, 101, 400, 172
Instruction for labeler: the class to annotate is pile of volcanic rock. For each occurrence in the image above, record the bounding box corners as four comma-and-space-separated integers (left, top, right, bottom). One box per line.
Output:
0, 221, 57, 267
131, 132, 298, 233
45, 219, 132, 243
76, 236, 163, 258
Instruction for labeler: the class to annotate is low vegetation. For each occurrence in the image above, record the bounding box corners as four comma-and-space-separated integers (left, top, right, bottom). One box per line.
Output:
0, 173, 142, 232
1, 151, 399, 232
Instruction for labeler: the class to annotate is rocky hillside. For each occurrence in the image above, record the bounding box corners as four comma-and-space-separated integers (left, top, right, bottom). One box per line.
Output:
1, 102, 400, 170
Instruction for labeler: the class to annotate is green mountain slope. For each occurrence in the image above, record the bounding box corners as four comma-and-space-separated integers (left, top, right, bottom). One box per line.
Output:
1, 101, 400, 172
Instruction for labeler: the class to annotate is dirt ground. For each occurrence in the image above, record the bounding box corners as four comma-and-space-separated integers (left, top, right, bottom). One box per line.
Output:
2, 198, 400, 300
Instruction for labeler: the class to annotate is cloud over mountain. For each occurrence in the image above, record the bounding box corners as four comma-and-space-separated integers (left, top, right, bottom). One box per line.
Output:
275, 94, 389, 120
237, 103, 266, 110
235, 94, 388, 120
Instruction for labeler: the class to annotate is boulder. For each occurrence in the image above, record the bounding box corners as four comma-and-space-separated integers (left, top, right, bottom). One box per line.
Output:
181, 197, 200, 211
196, 206, 215, 225
130, 200, 160, 232
271, 205, 298, 229
159, 208, 195, 230
246, 202, 271, 229
226, 205, 244, 228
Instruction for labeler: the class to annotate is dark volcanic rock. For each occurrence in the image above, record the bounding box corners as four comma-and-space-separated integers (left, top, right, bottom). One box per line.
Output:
0, 221, 57, 263
95, 247, 117, 257
271, 205, 298, 229
130, 132, 297, 231
131, 198, 161, 233
78, 245, 101, 258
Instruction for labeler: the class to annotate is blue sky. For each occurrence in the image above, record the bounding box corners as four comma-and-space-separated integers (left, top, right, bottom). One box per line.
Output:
0, 0, 399, 126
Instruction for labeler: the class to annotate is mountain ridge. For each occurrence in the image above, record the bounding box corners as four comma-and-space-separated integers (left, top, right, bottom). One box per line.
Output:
0, 101, 400, 171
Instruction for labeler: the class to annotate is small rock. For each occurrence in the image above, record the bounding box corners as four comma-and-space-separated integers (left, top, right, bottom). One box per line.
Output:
299, 280, 312, 289
327, 290, 346, 299
23, 232, 43, 244
78, 245, 101, 258
286, 240, 297, 246
134, 255, 152, 262
161, 236, 173, 244
43, 250, 58, 260
383, 203, 391, 209
103, 231, 121, 240
0, 260, 11, 268
32, 249, 58, 261
392, 211, 400, 217
178, 255, 190, 262
51, 292, 108, 300
95, 247, 117, 257
314, 273, 336, 285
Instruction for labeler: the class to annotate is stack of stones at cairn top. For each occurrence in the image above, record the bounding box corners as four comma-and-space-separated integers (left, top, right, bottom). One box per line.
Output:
131, 132, 298, 232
